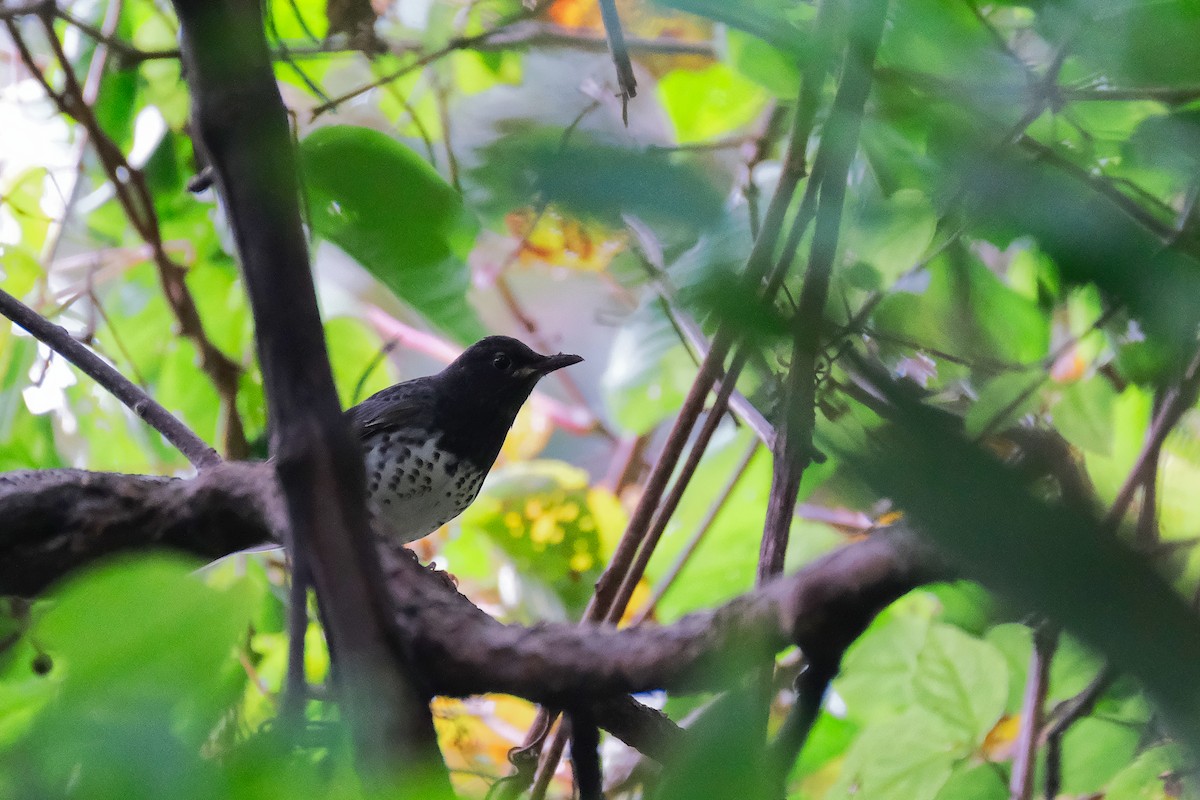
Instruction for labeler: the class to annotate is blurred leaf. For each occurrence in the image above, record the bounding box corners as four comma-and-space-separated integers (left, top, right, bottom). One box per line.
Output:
37, 555, 259, 724
1059, 717, 1142, 796
92, 64, 138, 150
873, 248, 1050, 367
953, 149, 1200, 363
1129, 108, 1200, 180
324, 315, 395, 408
1106, 744, 1194, 800
1049, 376, 1118, 455
460, 461, 624, 614
727, 29, 801, 98
469, 128, 725, 230
932, 763, 1007, 800
654, 688, 771, 800
848, 390, 1200, 759
653, 0, 809, 55
300, 125, 485, 343
602, 299, 695, 435
836, 611, 929, 721
1047, 0, 1200, 85
881, 0, 1026, 92
659, 63, 767, 143
845, 188, 937, 286
913, 624, 1008, 744
828, 708, 960, 800
963, 372, 1042, 439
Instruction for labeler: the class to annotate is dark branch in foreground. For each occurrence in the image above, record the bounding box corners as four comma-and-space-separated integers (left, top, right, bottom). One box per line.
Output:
0, 467, 946, 704
170, 0, 443, 783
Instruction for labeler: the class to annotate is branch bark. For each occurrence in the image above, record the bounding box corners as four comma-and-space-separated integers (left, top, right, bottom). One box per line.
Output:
169, 0, 444, 785
0, 466, 947, 704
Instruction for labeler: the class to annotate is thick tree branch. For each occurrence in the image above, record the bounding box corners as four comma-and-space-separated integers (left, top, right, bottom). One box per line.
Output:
0, 464, 278, 595
0, 467, 946, 702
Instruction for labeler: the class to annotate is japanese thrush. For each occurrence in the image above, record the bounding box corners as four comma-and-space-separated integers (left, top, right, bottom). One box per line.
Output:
346, 336, 582, 543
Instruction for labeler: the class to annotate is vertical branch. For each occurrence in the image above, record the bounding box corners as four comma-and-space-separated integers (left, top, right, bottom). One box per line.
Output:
169, 0, 446, 787
597, 0, 636, 122
568, 710, 603, 800
1009, 624, 1057, 800
759, 0, 889, 584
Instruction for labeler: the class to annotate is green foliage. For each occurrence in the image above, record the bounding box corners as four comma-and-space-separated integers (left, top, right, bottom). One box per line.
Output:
300, 125, 485, 343
5, 0, 1200, 796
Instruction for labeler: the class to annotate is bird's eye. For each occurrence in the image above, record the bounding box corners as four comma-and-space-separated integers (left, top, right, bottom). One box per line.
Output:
492, 353, 512, 371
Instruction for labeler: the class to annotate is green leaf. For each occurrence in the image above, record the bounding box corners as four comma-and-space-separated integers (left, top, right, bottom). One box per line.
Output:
963, 372, 1043, 439
469, 127, 725, 231
913, 623, 1009, 744
659, 63, 768, 144
601, 299, 696, 435
873, 248, 1050, 367
324, 315, 395, 408
933, 763, 1007, 800
847, 392, 1200, 760
727, 29, 801, 98
1050, 0, 1200, 85
836, 611, 929, 721
299, 125, 485, 343
845, 188, 938, 286
1049, 377, 1118, 455
829, 709, 959, 800
953, 148, 1200, 361
653, 0, 810, 55
1106, 744, 1192, 800
37, 556, 257, 706
647, 430, 801, 621
1059, 717, 1142, 796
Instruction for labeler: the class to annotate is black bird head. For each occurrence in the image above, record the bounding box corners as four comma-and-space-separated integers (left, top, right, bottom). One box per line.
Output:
429, 335, 582, 462
438, 335, 582, 399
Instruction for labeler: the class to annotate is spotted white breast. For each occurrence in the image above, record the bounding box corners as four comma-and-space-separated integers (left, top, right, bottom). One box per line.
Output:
362, 433, 486, 544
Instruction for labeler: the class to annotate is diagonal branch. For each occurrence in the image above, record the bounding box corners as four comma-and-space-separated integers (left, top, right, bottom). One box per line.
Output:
0, 287, 219, 469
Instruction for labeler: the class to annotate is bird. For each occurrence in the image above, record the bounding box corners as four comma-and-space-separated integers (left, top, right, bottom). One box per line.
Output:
346, 335, 583, 544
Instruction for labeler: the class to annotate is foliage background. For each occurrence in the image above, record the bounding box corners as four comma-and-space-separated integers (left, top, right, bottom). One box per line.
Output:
2, 0, 1200, 798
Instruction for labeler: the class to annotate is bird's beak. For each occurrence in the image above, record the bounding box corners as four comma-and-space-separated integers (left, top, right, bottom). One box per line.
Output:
535, 352, 584, 375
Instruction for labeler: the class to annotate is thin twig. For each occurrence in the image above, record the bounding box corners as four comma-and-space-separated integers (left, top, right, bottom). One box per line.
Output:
0, 287, 220, 468
310, 3, 552, 119
605, 350, 752, 623
633, 439, 759, 625
760, 0, 888, 583
1042, 667, 1115, 799
1009, 623, 1057, 800
597, 0, 636, 124
1104, 346, 1200, 529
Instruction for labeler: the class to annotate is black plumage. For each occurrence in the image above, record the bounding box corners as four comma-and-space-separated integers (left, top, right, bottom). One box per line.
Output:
346, 336, 582, 543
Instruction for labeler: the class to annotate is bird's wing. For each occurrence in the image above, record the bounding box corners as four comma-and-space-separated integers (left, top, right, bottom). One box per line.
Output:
345, 384, 435, 439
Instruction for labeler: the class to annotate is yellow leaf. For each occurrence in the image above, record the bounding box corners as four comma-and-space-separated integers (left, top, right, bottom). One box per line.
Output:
981, 713, 1021, 761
